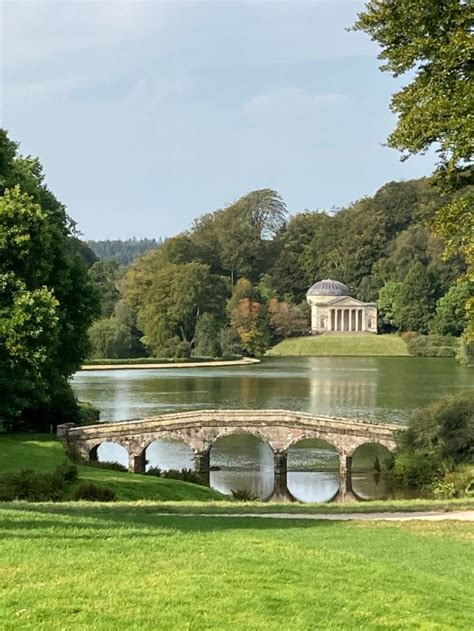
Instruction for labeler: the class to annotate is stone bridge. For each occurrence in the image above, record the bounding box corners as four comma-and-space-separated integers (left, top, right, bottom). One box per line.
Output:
58, 409, 400, 501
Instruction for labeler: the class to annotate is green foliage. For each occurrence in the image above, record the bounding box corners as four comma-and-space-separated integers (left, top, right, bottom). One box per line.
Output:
73, 483, 116, 502
353, 1, 473, 174
130, 261, 228, 355
432, 281, 472, 336
87, 238, 161, 267
377, 281, 401, 330
431, 465, 474, 499
193, 313, 221, 358
219, 327, 242, 356
88, 260, 121, 318
392, 392, 474, 490
161, 469, 205, 485
87, 461, 128, 473
231, 488, 258, 501
88, 318, 137, 359
392, 263, 437, 333
0, 462, 77, 501
0, 130, 100, 430
402, 332, 459, 358
353, 2, 473, 343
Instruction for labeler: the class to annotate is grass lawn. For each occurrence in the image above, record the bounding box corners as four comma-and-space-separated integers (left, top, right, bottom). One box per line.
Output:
267, 333, 410, 357
1, 502, 473, 630
0, 434, 225, 502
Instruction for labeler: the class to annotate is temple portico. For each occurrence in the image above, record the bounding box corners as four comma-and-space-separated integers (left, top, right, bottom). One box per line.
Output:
307, 279, 377, 334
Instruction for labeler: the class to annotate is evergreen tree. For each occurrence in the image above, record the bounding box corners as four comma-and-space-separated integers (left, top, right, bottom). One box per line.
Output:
393, 263, 437, 333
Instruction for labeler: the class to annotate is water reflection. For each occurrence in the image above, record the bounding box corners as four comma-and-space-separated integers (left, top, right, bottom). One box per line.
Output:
288, 439, 340, 502
97, 442, 128, 468
145, 439, 195, 472
351, 443, 392, 500
210, 434, 274, 500
72, 357, 472, 425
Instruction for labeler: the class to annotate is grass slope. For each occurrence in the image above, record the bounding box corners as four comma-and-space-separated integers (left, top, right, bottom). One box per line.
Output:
1, 502, 473, 630
267, 333, 410, 357
0, 434, 225, 502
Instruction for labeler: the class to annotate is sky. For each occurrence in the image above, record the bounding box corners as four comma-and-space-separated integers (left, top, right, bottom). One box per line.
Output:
1, 0, 436, 240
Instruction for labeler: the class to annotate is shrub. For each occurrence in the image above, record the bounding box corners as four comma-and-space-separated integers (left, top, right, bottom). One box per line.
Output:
162, 469, 203, 485
432, 465, 474, 499
390, 392, 474, 491
145, 467, 162, 477
87, 460, 128, 472
231, 488, 258, 501
78, 401, 100, 425
73, 483, 116, 502
403, 332, 459, 357
0, 462, 77, 501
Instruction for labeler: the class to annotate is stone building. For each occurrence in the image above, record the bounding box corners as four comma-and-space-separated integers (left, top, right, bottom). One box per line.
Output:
306, 279, 377, 334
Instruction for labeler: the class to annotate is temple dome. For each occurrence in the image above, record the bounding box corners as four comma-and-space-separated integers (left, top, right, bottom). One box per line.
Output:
307, 279, 351, 297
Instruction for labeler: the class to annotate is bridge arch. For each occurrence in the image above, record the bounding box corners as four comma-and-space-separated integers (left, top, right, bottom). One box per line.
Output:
89, 440, 129, 468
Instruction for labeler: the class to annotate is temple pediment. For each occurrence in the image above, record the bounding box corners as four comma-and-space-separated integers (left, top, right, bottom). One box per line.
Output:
324, 296, 373, 307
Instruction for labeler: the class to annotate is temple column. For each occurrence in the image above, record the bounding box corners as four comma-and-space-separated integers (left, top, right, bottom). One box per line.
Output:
362, 309, 367, 332
195, 449, 210, 486
129, 449, 146, 473
330, 309, 334, 331
358, 309, 362, 331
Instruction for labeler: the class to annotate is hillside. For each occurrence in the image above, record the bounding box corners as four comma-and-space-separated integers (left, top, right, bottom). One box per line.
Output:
267, 333, 410, 357
0, 435, 225, 502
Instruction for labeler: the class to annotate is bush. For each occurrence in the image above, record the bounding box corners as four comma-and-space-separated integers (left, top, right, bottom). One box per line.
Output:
231, 488, 258, 501
432, 465, 474, 499
73, 483, 116, 502
145, 467, 162, 477
161, 468, 203, 484
402, 332, 459, 357
390, 392, 474, 490
0, 462, 77, 501
78, 401, 100, 425
87, 460, 128, 472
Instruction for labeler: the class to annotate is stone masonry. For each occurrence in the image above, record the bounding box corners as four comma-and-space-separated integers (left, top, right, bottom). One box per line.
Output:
58, 409, 399, 502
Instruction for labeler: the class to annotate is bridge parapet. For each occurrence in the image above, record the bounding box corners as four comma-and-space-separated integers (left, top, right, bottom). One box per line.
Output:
58, 409, 401, 502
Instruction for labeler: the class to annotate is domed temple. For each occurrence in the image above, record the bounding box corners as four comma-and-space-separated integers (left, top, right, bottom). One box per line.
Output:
306, 279, 377, 334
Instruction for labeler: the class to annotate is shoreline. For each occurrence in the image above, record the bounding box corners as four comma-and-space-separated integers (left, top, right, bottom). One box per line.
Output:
80, 357, 261, 371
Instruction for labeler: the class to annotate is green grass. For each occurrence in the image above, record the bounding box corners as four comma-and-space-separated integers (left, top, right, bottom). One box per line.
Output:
0, 434, 225, 502
267, 333, 410, 357
0, 502, 473, 630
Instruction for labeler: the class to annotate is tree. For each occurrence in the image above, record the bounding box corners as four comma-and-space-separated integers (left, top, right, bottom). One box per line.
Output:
193, 313, 221, 358
431, 281, 472, 336
135, 262, 228, 355
88, 260, 120, 317
392, 263, 437, 333
353, 1, 473, 339
88, 319, 135, 359
377, 281, 401, 330
0, 130, 99, 429
353, 1, 473, 176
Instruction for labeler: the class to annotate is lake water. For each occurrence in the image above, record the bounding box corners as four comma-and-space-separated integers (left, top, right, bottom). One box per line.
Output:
72, 357, 473, 501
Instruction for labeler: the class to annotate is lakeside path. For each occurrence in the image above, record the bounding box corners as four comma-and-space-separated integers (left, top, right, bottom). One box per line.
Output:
81, 357, 260, 371
153, 510, 474, 522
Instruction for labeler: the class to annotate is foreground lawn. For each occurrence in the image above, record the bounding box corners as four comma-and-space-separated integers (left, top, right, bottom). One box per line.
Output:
0, 434, 225, 502
0, 502, 473, 630
267, 333, 410, 357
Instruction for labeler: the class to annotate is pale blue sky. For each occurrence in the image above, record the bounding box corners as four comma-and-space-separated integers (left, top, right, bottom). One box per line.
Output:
2, 1, 436, 239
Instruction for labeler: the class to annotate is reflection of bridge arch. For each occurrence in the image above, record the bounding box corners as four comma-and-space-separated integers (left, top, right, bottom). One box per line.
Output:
58, 409, 400, 502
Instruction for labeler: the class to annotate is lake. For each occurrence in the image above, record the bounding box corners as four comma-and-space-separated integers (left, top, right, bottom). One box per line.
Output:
71, 357, 473, 501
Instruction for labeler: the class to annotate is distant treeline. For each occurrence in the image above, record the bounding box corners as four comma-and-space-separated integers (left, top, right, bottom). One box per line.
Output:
87, 238, 161, 267
85, 181, 472, 362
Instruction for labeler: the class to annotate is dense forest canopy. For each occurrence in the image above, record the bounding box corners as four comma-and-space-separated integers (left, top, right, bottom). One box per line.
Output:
87, 179, 472, 361
87, 238, 161, 267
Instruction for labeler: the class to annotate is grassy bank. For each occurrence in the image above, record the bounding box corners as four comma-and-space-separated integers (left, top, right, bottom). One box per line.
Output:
267, 333, 410, 357
1, 502, 473, 630
0, 434, 225, 502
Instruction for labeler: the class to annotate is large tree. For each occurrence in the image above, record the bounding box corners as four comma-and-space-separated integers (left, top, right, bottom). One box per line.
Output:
0, 130, 99, 430
353, 0, 474, 338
